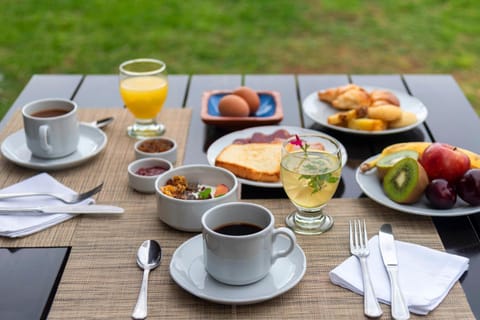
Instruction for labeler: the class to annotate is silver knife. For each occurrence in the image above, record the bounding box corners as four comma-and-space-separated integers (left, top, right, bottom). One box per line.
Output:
0, 205, 124, 215
379, 224, 410, 320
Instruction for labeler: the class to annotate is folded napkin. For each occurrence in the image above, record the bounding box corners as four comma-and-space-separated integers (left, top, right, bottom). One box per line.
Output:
0, 173, 95, 238
329, 235, 469, 315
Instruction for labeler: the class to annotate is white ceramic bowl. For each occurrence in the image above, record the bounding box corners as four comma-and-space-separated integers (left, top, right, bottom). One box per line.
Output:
128, 158, 173, 193
155, 164, 239, 231
134, 137, 177, 163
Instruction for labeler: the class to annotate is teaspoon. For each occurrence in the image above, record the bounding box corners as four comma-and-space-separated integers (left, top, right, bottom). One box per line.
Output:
132, 240, 162, 320
84, 117, 114, 129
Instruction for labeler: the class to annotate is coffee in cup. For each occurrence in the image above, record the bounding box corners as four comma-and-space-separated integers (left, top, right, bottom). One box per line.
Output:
22, 98, 79, 159
201, 202, 296, 285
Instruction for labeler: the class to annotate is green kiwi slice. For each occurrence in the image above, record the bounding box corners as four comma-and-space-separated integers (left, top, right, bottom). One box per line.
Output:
383, 157, 428, 204
376, 150, 419, 179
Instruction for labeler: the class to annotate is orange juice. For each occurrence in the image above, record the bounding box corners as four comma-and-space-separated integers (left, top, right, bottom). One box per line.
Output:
120, 76, 168, 119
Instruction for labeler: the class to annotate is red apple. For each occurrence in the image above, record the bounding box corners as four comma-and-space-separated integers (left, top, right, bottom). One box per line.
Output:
419, 142, 471, 183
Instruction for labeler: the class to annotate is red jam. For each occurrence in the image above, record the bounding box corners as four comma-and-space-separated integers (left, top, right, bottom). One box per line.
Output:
136, 166, 168, 176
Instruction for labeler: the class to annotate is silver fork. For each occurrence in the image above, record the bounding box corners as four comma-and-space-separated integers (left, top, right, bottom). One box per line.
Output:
350, 219, 383, 318
0, 183, 104, 204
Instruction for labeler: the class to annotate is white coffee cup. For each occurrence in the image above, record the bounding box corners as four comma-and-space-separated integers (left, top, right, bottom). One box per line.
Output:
201, 202, 296, 285
22, 98, 79, 159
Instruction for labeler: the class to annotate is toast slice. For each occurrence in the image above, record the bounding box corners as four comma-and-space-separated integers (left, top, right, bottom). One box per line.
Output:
215, 143, 282, 182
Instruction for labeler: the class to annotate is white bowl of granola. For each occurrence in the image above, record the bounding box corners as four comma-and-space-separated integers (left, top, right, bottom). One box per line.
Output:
155, 164, 239, 231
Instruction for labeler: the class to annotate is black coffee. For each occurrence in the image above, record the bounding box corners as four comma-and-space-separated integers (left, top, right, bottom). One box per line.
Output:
31, 109, 69, 118
214, 223, 263, 236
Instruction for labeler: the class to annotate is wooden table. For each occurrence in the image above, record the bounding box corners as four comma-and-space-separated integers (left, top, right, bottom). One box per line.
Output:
1, 74, 479, 319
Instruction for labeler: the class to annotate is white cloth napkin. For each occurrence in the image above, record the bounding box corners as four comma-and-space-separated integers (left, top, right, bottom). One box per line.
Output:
0, 173, 95, 238
329, 235, 469, 315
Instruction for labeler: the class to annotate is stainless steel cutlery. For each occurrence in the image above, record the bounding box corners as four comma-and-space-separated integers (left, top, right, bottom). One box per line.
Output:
349, 219, 383, 318
0, 204, 124, 215
379, 223, 410, 319
0, 182, 103, 204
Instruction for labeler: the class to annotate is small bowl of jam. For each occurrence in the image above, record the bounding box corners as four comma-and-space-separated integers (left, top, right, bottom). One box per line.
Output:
134, 137, 177, 163
128, 158, 173, 193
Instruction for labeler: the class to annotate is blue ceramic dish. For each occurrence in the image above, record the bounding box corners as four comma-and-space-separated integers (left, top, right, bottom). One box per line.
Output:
208, 93, 276, 117
201, 90, 283, 129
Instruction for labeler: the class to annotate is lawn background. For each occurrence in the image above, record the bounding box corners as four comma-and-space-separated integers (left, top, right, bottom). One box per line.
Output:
1, 0, 479, 119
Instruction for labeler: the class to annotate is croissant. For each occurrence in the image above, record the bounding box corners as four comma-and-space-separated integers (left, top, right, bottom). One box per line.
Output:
331, 88, 372, 110
318, 84, 363, 103
370, 90, 400, 106
318, 85, 400, 110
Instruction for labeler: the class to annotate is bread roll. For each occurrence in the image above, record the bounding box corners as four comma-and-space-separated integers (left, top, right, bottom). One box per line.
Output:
367, 104, 402, 121
388, 111, 417, 128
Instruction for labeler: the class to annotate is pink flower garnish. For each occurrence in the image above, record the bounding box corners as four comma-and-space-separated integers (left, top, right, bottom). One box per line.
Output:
291, 134, 303, 147
289, 134, 309, 154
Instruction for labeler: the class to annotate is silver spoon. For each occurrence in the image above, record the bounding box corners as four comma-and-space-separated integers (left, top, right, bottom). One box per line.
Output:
132, 240, 162, 320
84, 117, 114, 129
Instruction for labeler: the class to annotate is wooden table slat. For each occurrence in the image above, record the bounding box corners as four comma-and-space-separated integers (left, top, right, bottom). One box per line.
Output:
403, 74, 480, 152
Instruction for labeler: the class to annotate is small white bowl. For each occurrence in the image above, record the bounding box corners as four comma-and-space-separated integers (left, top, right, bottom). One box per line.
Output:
134, 137, 177, 163
128, 158, 173, 193
155, 164, 239, 232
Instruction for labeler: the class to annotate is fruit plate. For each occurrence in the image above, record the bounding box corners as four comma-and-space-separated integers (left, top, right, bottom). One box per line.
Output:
207, 125, 348, 188
201, 90, 283, 130
302, 86, 428, 135
356, 155, 480, 217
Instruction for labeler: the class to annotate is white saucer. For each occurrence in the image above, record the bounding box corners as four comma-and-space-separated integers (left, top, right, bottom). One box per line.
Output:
169, 234, 306, 305
1, 124, 107, 170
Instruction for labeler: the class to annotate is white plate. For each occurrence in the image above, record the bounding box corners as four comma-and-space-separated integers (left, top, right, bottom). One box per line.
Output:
1, 124, 107, 170
303, 86, 428, 135
207, 125, 348, 188
356, 155, 480, 216
169, 234, 306, 305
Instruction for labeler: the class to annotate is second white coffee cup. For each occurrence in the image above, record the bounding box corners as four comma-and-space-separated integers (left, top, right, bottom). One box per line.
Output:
22, 98, 79, 159
201, 202, 296, 285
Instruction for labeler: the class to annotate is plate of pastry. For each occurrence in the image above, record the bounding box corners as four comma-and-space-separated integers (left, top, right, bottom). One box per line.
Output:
302, 84, 428, 135
206, 125, 347, 188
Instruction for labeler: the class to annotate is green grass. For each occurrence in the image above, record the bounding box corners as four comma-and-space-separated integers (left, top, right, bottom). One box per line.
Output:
1, 0, 480, 119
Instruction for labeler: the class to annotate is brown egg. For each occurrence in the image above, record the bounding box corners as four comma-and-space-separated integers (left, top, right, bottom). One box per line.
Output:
218, 94, 250, 117
233, 86, 260, 114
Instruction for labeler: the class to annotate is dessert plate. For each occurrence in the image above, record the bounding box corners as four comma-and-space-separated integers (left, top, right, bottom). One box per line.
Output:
303, 86, 428, 135
356, 155, 480, 216
1, 124, 107, 170
169, 234, 306, 305
207, 125, 348, 188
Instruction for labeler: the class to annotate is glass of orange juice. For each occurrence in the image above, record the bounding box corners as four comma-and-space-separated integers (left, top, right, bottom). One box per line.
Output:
119, 58, 168, 138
